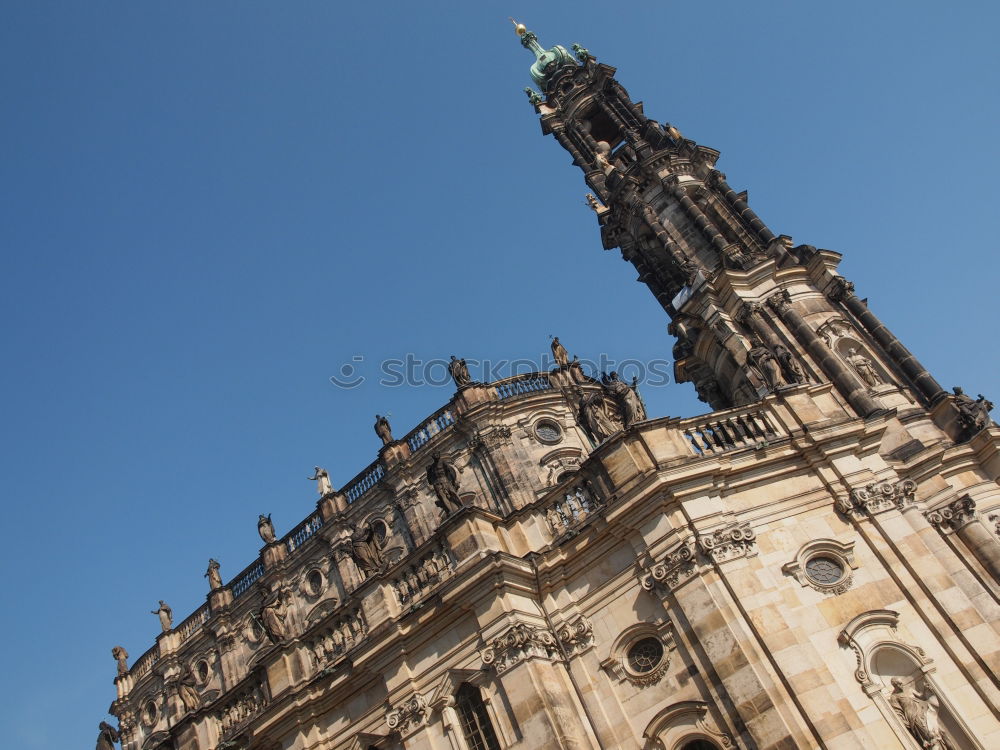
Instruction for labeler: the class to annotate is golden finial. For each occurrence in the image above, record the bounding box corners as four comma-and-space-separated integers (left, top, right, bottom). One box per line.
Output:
510, 18, 527, 36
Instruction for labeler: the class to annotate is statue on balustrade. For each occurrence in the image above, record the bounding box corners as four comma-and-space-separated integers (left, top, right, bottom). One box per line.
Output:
260, 589, 289, 643
178, 667, 201, 712
111, 645, 129, 676
427, 452, 463, 514
257, 513, 277, 544
889, 678, 957, 750
550, 336, 570, 369
774, 343, 806, 384
578, 392, 622, 444
448, 355, 472, 388
374, 414, 394, 446
151, 600, 173, 632
846, 347, 882, 388
351, 521, 387, 576
307, 467, 333, 496
205, 558, 223, 591
96, 721, 120, 750
952, 386, 994, 438
746, 343, 785, 390
602, 371, 645, 428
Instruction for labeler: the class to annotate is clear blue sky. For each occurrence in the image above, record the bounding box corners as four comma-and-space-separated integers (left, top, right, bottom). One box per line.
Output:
2, 2, 997, 746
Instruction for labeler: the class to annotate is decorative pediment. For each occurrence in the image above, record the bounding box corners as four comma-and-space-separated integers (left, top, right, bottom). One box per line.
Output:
428, 668, 483, 708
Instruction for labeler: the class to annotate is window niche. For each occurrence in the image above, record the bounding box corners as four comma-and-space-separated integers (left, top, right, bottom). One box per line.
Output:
602, 621, 675, 687
782, 538, 857, 595
641, 701, 734, 750
839, 610, 985, 750
428, 669, 516, 750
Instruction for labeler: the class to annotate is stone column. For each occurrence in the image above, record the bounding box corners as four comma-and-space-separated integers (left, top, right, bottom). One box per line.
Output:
430, 696, 465, 750
640, 529, 820, 749
479, 623, 600, 749
767, 290, 882, 416
828, 277, 945, 403
926, 495, 1000, 582
665, 177, 732, 258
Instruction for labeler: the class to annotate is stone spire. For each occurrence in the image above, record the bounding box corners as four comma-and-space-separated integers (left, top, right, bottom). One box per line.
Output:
516, 26, 953, 421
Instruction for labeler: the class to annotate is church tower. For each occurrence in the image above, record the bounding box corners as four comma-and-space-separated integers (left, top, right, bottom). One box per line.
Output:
516, 22, 972, 434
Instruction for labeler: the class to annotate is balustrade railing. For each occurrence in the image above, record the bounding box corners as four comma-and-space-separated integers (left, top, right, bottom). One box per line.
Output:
495, 373, 551, 400
176, 604, 209, 643
345, 462, 385, 504
287, 513, 324, 553
390, 546, 454, 607
406, 407, 456, 452
131, 646, 157, 680
681, 408, 779, 456
544, 480, 603, 536
231, 560, 265, 599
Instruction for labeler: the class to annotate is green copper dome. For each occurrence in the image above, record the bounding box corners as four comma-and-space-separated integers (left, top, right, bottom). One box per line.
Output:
513, 22, 577, 90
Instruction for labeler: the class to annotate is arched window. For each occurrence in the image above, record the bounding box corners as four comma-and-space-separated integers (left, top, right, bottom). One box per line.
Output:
455, 682, 501, 750
680, 740, 719, 750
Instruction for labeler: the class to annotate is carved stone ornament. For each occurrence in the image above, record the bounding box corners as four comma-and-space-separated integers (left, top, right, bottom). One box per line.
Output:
471, 425, 513, 451
642, 701, 735, 750
782, 538, 858, 595
697, 521, 757, 564
765, 289, 792, 314
925, 495, 978, 534
385, 694, 428, 734
827, 276, 856, 302
555, 616, 594, 656
640, 540, 698, 592
480, 623, 558, 674
601, 621, 675, 687
838, 478, 917, 519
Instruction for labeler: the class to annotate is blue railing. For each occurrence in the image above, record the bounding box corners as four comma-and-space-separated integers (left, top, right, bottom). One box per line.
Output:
287, 513, 324, 553
407, 408, 456, 452
231, 561, 265, 599
345, 462, 385, 504
495, 374, 551, 400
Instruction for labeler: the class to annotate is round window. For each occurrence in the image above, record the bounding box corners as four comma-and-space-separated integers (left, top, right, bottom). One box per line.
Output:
143, 701, 157, 725
627, 636, 664, 674
196, 659, 210, 683
307, 569, 324, 596
535, 419, 563, 444
805, 556, 845, 585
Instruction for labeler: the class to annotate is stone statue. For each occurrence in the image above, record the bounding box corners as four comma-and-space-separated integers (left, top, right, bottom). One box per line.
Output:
307, 467, 333, 496
427, 452, 463, 514
888, 678, 957, 750
585, 193, 603, 213
746, 344, 785, 390
96, 721, 120, 750
257, 513, 277, 544
846, 348, 881, 387
151, 600, 173, 632
260, 589, 288, 643
578, 392, 621, 443
178, 668, 201, 713
602, 371, 645, 428
594, 141, 615, 175
774, 343, 805, 384
205, 558, 222, 591
111, 645, 129, 676
952, 386, 994, 437
551, 337, 569, 369
351, 521, 386, 576
448, 356, 472, 388
524, 87, 542, 106
571, 43, 593, 63
374, 414, 394, 446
